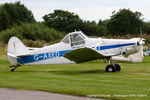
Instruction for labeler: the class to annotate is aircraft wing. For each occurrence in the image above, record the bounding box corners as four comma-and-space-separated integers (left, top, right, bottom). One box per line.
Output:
63, 48, 107, 63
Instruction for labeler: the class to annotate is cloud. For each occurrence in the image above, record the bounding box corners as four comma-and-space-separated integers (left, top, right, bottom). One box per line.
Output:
0, 0, 150, 22
70, 6, 125, 22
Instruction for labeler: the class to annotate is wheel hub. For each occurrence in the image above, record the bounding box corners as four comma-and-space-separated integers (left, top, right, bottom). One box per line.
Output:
108, 68, 112, 72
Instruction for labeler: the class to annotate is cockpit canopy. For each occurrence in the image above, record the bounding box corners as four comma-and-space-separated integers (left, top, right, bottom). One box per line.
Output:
61, 31, 87, 47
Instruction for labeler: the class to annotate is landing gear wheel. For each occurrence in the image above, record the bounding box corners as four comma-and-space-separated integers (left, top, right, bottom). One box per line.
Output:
10, 64, 21, 72
10, 68, 15, 72
114, 64, 121, 71
105, 64, 116, 72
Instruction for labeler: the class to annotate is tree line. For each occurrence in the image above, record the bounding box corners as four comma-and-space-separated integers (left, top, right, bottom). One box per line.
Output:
0, 1, 150, 43
43, 9, 150, 36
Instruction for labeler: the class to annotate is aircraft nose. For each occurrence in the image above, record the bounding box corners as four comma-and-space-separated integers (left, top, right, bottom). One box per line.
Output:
140, 40, 145, 45
137, 38, 145, 46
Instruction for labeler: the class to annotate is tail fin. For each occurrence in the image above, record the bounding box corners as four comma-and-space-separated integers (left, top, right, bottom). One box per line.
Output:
7, 37, 29, 65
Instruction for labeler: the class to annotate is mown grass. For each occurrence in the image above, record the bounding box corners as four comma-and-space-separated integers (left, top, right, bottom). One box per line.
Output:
0, 55, 150, 100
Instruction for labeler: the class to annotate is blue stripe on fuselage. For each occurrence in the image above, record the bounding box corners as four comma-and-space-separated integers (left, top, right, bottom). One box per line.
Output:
96, 43, 135, 51
17, 49, 71, 64
17, 43, 135, 64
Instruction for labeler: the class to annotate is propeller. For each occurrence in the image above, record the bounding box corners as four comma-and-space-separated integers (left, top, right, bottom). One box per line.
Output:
139, 26, 145, 45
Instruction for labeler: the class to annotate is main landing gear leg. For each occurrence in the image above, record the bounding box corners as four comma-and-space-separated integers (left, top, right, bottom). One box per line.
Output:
104, 58, 121, 72
10, 64, 21, 72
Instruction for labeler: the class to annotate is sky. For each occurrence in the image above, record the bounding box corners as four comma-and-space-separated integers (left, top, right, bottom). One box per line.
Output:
0, 0, 150, 22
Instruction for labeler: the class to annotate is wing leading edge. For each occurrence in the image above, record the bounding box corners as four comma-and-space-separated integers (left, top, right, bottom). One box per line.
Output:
63, 48, 107, 63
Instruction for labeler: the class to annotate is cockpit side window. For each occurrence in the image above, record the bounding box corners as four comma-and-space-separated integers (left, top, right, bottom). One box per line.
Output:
62, 35, 69, 43
70, 33, 85, 46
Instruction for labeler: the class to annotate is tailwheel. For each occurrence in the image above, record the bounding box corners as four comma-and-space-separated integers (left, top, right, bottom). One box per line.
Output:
105, 64, 116, 72
10, 68, 15, 72
10, 64, 21, 72
114, 64, 121, 71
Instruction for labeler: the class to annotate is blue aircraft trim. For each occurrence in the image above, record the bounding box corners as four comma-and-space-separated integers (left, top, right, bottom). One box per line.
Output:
97, 43, 135, 51
17, 49, 71, 64
17, 43, 135, 64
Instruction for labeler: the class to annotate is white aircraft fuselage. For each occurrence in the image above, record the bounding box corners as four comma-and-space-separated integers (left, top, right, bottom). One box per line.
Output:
7, 31, 144, 72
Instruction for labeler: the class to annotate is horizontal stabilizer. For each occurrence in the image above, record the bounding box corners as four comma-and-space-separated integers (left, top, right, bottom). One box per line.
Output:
17, 53, 31, 57
7, 53, 17, 58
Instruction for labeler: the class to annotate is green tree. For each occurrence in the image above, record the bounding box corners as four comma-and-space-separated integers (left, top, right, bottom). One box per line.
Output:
0, 6, 10, 31
143, 21, 150, 34
98, 19, 108, 26
0, 2, 35, 31
107, 9, 143, 35
43, 9, 82, 32
3, 2, 35, 25
79, 21, 105, 36
98, 19, 108, 35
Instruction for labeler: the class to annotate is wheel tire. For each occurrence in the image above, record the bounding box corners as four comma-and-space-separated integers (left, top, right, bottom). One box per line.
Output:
114, 64, 121, 71
10, 69, 15, 72
105, 64, 116, 72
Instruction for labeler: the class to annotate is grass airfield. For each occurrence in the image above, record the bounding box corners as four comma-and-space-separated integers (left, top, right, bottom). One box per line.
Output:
0, 55, 150, 100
